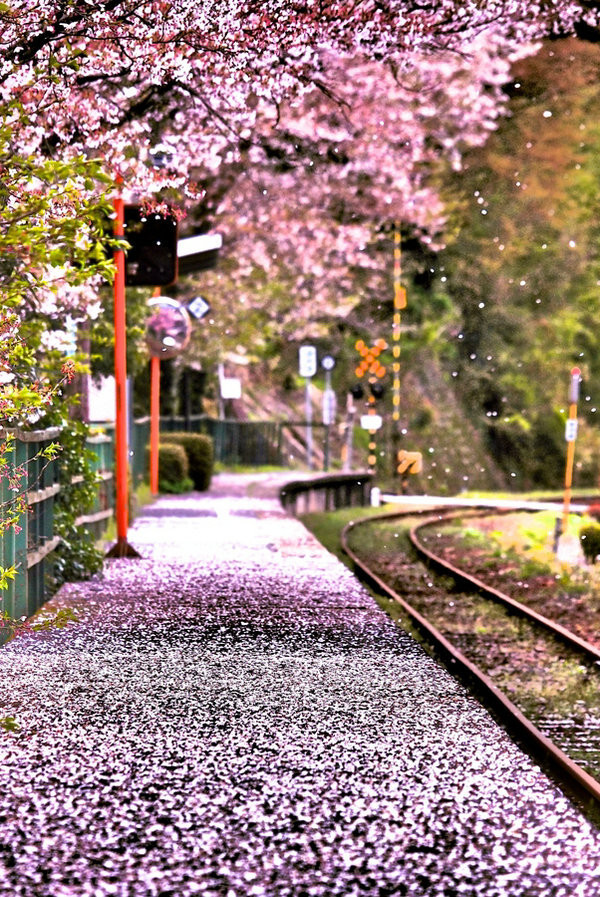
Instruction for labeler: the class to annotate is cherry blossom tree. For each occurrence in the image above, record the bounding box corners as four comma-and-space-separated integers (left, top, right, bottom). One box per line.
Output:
0, 0, 598, 431
2, 1, 598, 213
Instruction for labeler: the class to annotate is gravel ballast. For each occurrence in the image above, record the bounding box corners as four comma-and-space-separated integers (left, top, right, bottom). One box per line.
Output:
1, 473, 600, 896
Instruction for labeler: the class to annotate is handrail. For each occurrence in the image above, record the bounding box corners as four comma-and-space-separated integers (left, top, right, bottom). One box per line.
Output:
280, 471, 374, 515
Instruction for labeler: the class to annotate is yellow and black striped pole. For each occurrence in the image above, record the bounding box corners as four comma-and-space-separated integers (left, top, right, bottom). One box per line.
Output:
392, 224, 406, 425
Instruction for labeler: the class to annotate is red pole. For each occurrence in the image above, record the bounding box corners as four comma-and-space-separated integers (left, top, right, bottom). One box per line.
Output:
106, 188, 140, 558
150, 355, 160, 495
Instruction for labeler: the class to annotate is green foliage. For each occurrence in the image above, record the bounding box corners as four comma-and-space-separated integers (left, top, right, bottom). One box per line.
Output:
0, 717, 20, 733
0, 565, 17, 591
0, 100, 117, 592
0, 101, 114, 315
438, 38, 600, 489
46, 419, 104, 585
580, 524, 600, 564
29, 608, 79, 632
160, 432, 214, 491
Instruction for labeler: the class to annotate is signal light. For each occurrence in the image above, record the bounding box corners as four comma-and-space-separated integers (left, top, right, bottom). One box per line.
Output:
350, 384, 364, 399
370, 382, 385, 399
124, 204, 178, 286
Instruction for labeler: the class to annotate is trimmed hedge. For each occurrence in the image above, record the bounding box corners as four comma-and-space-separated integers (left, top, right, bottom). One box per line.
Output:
580, 523, 600, 564
160, 431, 214, 491
147, 442, 194, 494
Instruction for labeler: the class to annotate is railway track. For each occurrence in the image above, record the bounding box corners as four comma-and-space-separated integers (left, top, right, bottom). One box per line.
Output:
341, 506, 600, 813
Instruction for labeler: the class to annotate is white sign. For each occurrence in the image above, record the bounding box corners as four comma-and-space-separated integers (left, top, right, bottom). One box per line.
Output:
569, 367, 581, 403
88, 375, 116, 422
187, 295, 211, 320
220, 377, 242, 400
361, 414, 383, 431
299, 345, 317, 378
323, 389, 337, 425
565, 418, 578, 442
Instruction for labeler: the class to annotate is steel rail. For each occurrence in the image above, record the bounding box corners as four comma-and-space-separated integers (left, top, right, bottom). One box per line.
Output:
341, 508, 600, 810
410, 509, 600, 664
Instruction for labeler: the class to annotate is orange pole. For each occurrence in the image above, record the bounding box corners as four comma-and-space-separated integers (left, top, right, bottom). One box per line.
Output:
106, 189, 139, 558
150, 357, 160, 494
149, 287, 161, 495
113, 195, 129, 544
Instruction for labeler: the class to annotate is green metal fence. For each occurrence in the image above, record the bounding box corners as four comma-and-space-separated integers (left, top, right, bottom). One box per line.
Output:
0, 427, 61, 624
0, 415, 305, 624
73, 431, 115, 540
158, 415, 283, 466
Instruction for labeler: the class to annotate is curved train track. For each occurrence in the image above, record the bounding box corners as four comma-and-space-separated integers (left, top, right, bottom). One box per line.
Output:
341, 505, 600, 812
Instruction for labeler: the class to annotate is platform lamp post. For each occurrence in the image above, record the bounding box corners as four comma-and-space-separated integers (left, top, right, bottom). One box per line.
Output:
149, 289, 161, 496
146, 297, 192, 495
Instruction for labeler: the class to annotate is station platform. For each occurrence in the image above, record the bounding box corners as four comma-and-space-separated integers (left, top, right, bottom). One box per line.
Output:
1, 473, 600, 896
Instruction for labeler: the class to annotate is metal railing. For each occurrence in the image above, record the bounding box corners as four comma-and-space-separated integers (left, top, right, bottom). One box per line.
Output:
158, 415, 284, 466
280, 472, 374, 515
73, 431, 115, 539
0, 427, 61, 623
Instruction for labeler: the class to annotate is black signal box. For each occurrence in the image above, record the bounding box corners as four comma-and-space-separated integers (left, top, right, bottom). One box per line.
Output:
124, 205, 178, 286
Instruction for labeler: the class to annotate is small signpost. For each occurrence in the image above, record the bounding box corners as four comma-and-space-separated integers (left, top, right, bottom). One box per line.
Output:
322, 389, 337, 426
299, 346, 317, 469
561, 365, 581, 544
321, 355, 336, 470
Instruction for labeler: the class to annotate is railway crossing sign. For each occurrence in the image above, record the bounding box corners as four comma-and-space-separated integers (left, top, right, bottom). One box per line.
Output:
397, 450, 422, 475
354, 339, 387, 379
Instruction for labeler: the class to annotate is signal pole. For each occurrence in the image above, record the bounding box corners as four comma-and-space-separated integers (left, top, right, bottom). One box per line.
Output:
392, 223, 406, 427
562, 366, 581, 537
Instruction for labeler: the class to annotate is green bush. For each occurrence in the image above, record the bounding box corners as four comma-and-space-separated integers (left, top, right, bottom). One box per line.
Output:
53, 419, 104, 585
153, 442, 193, 494
160, 432, 213, 491
580, 524, 600, 564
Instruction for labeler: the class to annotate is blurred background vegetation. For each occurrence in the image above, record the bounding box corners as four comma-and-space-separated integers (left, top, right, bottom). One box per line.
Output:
101, 37, 600, 496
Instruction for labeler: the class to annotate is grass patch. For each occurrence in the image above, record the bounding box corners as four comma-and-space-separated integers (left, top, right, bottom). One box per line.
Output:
300, 505, 391, 566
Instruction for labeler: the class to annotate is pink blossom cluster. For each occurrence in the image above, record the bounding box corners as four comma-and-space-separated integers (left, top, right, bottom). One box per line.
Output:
1, 1, 597, 220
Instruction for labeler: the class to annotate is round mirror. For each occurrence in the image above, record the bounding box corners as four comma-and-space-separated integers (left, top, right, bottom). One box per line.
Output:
146, 297, 191, 359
